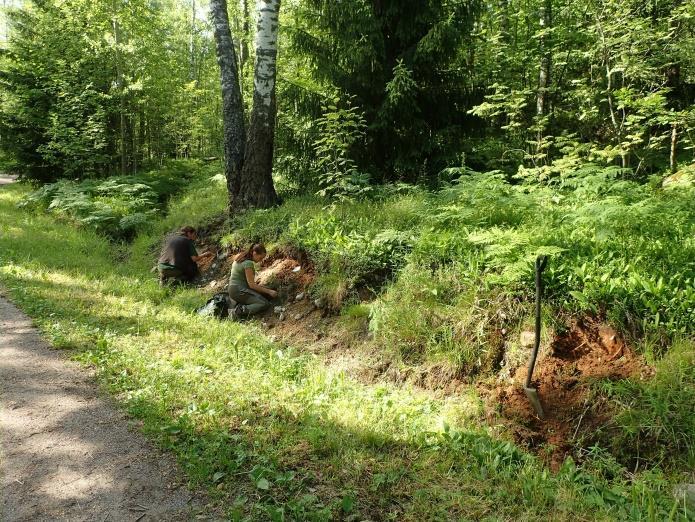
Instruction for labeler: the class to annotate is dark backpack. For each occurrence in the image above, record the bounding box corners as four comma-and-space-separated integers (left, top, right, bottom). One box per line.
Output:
196, 293, 231, 319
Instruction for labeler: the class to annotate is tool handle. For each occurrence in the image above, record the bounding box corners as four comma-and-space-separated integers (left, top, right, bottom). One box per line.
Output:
525, 255, 547, 388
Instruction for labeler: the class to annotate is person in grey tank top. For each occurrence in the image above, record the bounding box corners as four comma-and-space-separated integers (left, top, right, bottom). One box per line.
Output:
228, 244, 277, 318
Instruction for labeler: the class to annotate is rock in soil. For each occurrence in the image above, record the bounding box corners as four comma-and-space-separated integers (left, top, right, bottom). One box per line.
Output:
674, 483, 695, 511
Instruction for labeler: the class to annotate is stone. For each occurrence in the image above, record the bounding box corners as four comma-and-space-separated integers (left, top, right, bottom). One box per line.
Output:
295, 292, 305, 301
314, 298, 326, 309
663, 167, 694, 189
674, 483, 695, 511
279, 313, 285, 321
293, 313, 302, 321
292, 266, 301, 273
520, 330, 535, 348
273, 306, 286, 314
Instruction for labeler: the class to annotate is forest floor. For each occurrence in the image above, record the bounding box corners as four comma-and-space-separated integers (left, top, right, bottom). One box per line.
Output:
0, 293, 220, 521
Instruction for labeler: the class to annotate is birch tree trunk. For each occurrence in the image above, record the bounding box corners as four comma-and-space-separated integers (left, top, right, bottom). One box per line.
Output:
209, 0, 246, 208
237, 0, 279, 209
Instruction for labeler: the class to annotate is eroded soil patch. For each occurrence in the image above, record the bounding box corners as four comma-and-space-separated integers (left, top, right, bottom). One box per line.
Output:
487, 317, 653, 469
190, 233, 656, 470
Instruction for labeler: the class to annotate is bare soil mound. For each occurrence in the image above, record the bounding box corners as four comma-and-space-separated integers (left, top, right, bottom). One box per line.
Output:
487, 317, 653, 468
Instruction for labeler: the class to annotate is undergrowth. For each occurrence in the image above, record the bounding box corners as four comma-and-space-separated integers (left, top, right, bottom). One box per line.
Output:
228, 164, 695, 375
18, 159, 219, 240
2, 160, 694, 519
600, 340, 695, 471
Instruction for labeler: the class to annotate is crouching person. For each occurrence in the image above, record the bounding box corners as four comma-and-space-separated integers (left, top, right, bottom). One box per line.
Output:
228, 244, 277, 319
158, 226, 210, 286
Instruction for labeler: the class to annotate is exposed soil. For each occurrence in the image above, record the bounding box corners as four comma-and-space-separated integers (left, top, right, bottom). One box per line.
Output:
191, 231, 656, 468
0, 293, 220, 521
484, 317, 654, 469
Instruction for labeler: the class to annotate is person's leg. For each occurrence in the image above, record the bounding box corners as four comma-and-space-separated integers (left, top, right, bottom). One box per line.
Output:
178, 262, 201, 284
159, 267, 184, 286
233, 289, 271, 316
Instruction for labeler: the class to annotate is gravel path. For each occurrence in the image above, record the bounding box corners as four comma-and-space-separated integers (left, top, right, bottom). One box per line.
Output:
0, 174, 17, 185
0, 294, 216, 521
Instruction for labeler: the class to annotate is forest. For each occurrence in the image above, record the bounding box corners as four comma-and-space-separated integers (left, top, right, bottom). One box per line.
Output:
0, 0, 694, 520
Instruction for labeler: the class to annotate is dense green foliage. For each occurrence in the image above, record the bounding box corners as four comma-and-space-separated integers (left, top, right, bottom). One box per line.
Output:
1, 178, 692, 519
2, 0, 693, 185
18, 160, 218, 239
601, 340, 695, 469
229, 166, 695, 372
0, 0, 222, 181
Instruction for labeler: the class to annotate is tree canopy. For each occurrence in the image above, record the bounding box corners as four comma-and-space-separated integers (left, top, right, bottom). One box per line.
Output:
0, 0, 693, 187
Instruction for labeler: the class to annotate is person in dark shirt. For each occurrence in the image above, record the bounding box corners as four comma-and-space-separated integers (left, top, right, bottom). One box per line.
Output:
158, 226, 211, 286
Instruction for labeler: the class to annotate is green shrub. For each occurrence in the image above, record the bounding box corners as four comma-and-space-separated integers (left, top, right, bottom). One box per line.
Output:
20, 160, 216, 240
227, 165, 695, 358
600, 340, 695, 470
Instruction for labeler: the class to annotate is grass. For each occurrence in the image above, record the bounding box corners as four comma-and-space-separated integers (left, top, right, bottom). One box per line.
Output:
228, 166, 695, 376
1, 170, 693, 519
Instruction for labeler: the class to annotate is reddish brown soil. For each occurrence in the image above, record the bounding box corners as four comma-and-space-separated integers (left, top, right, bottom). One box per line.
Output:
190, 232, 657, 468
486, 317, 653, 469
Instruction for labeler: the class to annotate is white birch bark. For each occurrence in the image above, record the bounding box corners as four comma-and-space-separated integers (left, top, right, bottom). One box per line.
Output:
237, 0, 280, 209
252, 0, 279, 115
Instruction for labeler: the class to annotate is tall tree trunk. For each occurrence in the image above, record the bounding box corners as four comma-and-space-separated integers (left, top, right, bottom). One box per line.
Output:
536, 0, 552, 148
238, 0, 279, 209
190, 0, 196, 81
210, 0, 246, 208
113, 15, 128, 175
131, 111, 138, 173
670, 124, 678, 174
138, 111, 146, 167
239, 0, 250, 97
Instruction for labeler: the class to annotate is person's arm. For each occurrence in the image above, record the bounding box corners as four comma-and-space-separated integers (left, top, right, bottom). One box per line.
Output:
245, 267, 277, 298
191, 251, 212, 263
189, 241, 212, 263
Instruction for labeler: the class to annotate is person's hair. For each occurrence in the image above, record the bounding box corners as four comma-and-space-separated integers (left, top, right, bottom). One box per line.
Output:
235, 243, 266, 262
179, 225, 196, 236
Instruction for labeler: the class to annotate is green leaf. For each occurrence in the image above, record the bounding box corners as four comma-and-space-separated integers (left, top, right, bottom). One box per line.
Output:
341, 494, 355, 513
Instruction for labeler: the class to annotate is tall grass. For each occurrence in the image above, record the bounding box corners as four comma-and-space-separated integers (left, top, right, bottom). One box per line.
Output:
228, 166, 695, 374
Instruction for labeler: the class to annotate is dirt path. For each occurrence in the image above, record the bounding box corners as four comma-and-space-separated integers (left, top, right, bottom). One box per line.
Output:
0, 295, 217, 521
0, 174, 17, 185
